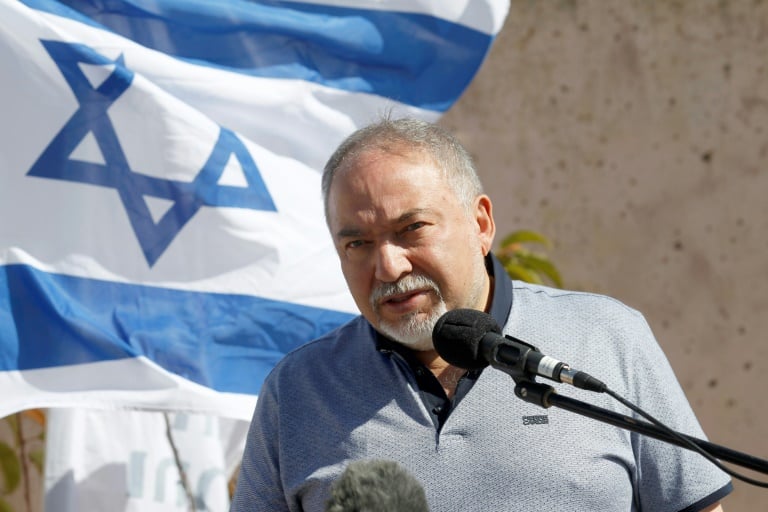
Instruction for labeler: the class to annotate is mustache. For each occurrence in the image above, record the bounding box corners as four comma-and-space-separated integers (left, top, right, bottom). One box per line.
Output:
370, 274, 441, 309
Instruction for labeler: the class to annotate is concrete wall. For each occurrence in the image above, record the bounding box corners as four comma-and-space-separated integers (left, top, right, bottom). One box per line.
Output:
440, 1, 768, 510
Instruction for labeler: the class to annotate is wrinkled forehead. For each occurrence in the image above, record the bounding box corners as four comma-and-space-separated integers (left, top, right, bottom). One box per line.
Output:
324, 144, 454, 228
338, 143, 435, 175
332, 147, 441, 198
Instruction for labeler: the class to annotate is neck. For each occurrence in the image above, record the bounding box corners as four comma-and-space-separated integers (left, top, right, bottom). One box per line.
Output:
415, 350, 466, 399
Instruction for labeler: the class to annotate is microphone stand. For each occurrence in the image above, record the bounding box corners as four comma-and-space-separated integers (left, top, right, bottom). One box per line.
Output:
513, 379, 768, 475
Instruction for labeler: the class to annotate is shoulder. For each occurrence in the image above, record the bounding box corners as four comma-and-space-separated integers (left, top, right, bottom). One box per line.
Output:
261, 315, 376, 383
508, 280, 651, 338
511, 280, 643, 318
510, 279, 651, 331
506, 281, 661, 392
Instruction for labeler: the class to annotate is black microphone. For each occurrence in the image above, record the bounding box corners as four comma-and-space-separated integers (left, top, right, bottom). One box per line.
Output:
432, 308, 607, 392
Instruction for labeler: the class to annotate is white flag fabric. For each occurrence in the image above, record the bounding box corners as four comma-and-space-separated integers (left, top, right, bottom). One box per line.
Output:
0, 0, 509, 421
44, 408, 249, 512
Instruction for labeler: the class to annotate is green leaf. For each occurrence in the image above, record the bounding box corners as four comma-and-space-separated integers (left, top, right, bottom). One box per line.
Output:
28, 449, 45, 475
0, 497, 15, 512
2, 417, 18, 440
515, 253, 564, 287
0, 441, 21, 495
504, 262, 543, 285
499, 230, 552, 249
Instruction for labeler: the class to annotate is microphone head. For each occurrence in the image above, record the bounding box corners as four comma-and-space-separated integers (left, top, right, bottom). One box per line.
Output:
432, 309, 502, 370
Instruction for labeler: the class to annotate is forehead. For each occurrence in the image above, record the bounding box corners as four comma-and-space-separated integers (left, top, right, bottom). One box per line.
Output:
327, 149, 457, 227
331, 148, 445, 191
332, 149, 447, 200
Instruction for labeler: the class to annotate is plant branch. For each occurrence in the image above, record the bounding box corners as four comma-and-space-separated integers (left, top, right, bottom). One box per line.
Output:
13, 413, 32, 512
163, 413, 197, 512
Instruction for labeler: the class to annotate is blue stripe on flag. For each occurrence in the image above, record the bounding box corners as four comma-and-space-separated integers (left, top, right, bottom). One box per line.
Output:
0, 264, 354, 395
21, 0, 494, 112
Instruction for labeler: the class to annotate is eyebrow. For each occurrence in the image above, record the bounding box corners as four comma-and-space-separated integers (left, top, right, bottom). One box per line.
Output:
335, 227, 363, 239
334, 208, 431, 240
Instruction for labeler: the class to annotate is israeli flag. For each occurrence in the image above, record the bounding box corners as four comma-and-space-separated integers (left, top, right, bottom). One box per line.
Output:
0, 0, 509, 420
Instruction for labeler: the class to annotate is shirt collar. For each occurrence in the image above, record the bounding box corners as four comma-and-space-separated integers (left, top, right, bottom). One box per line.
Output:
487, 251, 513, 328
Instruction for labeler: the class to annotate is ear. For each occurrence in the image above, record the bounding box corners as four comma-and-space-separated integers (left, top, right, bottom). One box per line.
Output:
474, 194, 495, 256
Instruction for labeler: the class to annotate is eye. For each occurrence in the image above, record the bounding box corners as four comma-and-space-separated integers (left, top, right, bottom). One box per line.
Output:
403, 222, 425, 233
345, 239, 366, 250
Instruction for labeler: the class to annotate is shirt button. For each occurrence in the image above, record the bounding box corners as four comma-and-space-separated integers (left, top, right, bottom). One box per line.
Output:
432, 406, 443, 415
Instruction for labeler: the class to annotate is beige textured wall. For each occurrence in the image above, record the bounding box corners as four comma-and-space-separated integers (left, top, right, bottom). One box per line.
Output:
440, 1, 768, 510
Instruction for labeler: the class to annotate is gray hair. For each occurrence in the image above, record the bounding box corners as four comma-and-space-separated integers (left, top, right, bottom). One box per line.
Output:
322, 117, 483, 218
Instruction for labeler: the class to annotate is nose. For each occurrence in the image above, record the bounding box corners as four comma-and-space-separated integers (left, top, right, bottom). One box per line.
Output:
374, 242, 411, 283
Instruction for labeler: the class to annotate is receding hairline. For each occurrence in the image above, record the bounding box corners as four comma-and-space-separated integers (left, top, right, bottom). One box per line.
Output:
322, 117, 484, 219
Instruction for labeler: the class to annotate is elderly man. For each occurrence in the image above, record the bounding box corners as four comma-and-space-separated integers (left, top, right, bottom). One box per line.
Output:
231, 118, 731, 511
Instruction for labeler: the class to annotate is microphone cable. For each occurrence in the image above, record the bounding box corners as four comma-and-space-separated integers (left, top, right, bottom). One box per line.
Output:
602, 387, 768, 488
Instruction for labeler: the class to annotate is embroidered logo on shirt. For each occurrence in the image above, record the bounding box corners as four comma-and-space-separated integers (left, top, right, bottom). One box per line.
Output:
522, 415, 549, 425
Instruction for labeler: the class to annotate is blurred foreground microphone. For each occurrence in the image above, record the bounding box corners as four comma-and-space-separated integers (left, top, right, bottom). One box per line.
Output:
432, 309, 607, 392
325, 459, 430, 512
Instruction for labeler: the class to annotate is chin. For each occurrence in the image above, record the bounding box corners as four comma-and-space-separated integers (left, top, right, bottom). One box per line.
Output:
377, 319, 438, 352
375, 301, 447, 351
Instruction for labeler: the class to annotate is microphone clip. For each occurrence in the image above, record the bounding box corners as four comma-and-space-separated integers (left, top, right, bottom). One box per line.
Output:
484, 334, 558, 408
513, 379, 558, 408
484, 333, 540, 380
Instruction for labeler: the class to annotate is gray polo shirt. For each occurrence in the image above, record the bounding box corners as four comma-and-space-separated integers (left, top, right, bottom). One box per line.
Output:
232, 264, 731, 511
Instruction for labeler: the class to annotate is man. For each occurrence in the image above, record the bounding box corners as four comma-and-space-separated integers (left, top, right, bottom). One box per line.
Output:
231, 118, 731, 511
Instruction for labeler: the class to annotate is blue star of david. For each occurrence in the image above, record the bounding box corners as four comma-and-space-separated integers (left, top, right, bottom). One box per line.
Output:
27, 40, 277, 267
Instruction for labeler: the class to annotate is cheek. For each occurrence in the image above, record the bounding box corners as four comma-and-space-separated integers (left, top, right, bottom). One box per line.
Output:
427, 236, 483, 294
341, 263, 373, 308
